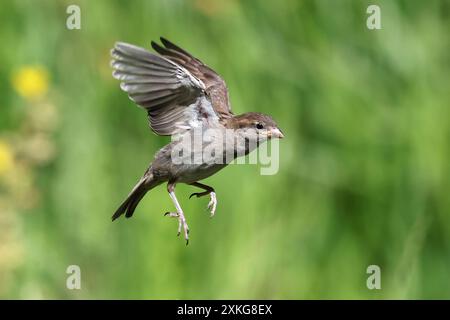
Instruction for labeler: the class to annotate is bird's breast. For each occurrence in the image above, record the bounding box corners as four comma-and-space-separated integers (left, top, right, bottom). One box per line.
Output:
174, 162, 227, 184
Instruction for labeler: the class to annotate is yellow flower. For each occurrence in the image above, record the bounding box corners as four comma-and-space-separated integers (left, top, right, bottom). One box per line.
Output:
11, 66, 49, 99
0, 141, 14, 176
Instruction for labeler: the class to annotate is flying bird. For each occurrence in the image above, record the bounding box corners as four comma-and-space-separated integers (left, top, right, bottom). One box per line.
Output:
111, 37, 283, 244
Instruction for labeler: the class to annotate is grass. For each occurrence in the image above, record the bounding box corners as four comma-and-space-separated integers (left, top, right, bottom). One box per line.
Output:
0, 0, 449, 299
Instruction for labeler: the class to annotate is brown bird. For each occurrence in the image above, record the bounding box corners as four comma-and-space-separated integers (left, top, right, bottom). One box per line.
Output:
111, 37, 283, 244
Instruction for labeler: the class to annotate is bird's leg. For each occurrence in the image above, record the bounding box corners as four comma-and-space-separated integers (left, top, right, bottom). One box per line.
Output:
189, 182, 217, 217
165, 182, 189, 245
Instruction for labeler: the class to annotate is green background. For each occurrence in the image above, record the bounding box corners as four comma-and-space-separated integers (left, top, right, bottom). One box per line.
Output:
0, 0, 449, 299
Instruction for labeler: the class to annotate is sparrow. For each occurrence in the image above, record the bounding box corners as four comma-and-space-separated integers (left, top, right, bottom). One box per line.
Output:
110, 37, 284, 244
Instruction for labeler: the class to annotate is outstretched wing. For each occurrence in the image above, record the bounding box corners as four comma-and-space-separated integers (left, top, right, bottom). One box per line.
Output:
151, 37, 233, 119
111, 42, 220, 136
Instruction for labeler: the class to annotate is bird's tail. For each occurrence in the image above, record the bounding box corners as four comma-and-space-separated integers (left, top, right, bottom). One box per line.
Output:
112, 171, 158, 221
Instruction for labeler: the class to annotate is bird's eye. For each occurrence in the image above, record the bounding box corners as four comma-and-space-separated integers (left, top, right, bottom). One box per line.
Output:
255, 123, 264, 130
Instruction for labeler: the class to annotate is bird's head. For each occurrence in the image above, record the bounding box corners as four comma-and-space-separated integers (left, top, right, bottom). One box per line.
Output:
229, 112, 284, 143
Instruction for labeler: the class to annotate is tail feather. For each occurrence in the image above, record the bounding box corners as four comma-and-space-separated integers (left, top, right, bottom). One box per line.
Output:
125, 189, 146, 218
112, 172, 157, 221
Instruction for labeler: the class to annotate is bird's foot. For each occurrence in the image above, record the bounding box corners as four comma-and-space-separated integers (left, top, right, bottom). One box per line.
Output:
189, 192, 207, 199
207, 192, 217, 217
164, 211, 190, 245
189, 190, 217, 217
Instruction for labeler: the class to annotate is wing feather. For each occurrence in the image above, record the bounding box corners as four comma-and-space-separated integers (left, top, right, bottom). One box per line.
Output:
111, 42, 220, 136
151, 38, 233, 119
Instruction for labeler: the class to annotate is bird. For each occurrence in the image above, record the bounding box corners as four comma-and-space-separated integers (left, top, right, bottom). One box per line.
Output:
110, 37, 284, 244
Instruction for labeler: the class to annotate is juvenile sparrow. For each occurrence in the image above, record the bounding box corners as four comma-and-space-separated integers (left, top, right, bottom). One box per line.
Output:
111, 37, 283, 244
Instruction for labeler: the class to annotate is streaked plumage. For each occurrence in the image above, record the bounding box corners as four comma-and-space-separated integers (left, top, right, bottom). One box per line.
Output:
111, 37, 283, 244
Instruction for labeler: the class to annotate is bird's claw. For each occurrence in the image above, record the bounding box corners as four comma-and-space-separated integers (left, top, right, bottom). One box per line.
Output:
164, 211, 189, 244
189, 192, 217, 217
189, 192, 200, 199
207, 192, 217, 217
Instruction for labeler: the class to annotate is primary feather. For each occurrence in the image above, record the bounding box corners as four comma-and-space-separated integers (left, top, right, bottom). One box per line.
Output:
111, 41, 222, 136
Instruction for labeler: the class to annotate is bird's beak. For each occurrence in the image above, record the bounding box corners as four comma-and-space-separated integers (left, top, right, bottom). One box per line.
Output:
269, 127, 284, 139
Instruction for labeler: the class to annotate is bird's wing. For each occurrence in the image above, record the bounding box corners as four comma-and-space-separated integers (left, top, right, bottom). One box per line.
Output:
111, 42, 221, 136
151, 37, 233, 119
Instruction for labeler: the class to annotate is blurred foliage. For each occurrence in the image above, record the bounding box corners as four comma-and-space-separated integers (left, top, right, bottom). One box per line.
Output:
0, 0, 449, 299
